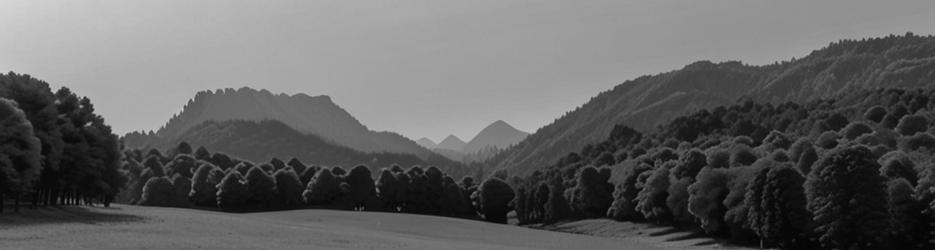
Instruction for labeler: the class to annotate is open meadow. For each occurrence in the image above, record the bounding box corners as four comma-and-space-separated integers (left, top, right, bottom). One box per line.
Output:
0, 205, 683, 250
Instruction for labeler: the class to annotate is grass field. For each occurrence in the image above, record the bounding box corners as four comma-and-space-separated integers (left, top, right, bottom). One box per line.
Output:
0, 205, 679, 250
529, 219, 753, 250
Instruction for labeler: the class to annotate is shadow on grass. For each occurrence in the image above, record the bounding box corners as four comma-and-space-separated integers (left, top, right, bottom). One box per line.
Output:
0, 205, 147, 227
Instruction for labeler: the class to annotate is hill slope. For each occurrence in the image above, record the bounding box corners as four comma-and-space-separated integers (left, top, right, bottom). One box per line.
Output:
128, 87, 434, 158
135, 119, 469, 177
495, 33, 935, 176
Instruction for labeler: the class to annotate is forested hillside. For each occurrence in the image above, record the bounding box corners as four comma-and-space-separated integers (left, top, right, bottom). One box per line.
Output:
124, 87, 438, 159
495, 33, 935, 176
510, 87, 935, 249
127, 119, 471, 178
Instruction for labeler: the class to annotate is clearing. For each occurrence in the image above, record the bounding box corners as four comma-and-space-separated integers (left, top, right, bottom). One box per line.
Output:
0, 205, 742, 249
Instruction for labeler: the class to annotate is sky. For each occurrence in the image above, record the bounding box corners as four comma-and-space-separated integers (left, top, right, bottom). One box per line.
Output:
2, 0, 935, 142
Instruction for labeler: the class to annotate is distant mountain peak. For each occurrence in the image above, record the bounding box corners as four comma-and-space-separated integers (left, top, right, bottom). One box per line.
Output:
483, 120, 520, 133
463, 120, 529, 154
440, 135, 465, 144
490, 119, 509, 127
415, 137, 437, 149
437, 135, 467, 151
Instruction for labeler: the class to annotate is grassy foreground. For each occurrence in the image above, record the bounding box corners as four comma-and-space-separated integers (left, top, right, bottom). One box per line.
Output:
1, 205, 670, 250
527, 219, 754, 250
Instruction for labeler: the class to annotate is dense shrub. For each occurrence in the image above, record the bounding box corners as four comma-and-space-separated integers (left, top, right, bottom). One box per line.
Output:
216, 171, 248, 210
722, 163, 763, 241
375, 168, 400, 211
761, 130, 792, 151
477, 178, 515, 224
565, 166, 613, 218
767, 150, 789, 162
896, 114, 929, 136
189, 163, 223, 206
139, 176, 174, 207
331, 166, 346, 176
794, 145, 818, 175
303, 168, 341, 205
864, 105, 887, 123
878, 151, 918, 184
886, 178, 927, 249
607, 163, 652, 221
343, 165, 376, 210
840, 122, 873, 140
269, 158, 286, 171
705, 149, 730, 169
729, 144, 757, 167
170, 174, 192, 207
440, 176, 471, 216
901, 132, 935, 152
244, 166, 276, 206
298, 166, 318, 185
286, 158, 307, 176
815, 131, 839, 149
273, 168, 304, 208
143, 156, 166, 177
882, 104, 909, 129
166, 154, 197, 179
194, 146, 211, 160
635, 161, 673, 222
745, 164, 811, 249
667, 150, 707, 225
687, 167, 731, 234
544, 177, 569, 224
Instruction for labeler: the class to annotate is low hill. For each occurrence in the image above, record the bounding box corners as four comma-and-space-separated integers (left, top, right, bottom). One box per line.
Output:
494, 33, 935, 176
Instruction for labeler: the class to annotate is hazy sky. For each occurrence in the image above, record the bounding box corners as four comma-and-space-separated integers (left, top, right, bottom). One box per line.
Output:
2, 1, 934, 142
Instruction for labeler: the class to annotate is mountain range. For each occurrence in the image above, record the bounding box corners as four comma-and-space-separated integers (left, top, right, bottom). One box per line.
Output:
417, 120, 530, 162
126, 87, 436, 158
148, 119, 470, 177
122, 87, 471, 176
492, 33, 935, 176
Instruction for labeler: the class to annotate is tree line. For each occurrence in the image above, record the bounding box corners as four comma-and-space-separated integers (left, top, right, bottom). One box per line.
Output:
0, 72, 124, 213
509, 88, 935, 249
118, 143, 516, 223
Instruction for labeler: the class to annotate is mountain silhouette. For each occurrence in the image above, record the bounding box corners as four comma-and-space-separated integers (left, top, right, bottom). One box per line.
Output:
128, 87, 435, 158
415, 137, 437, 149
436, 135, 467, 152
463, 120, 529, 154
494, 33, 935, 176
